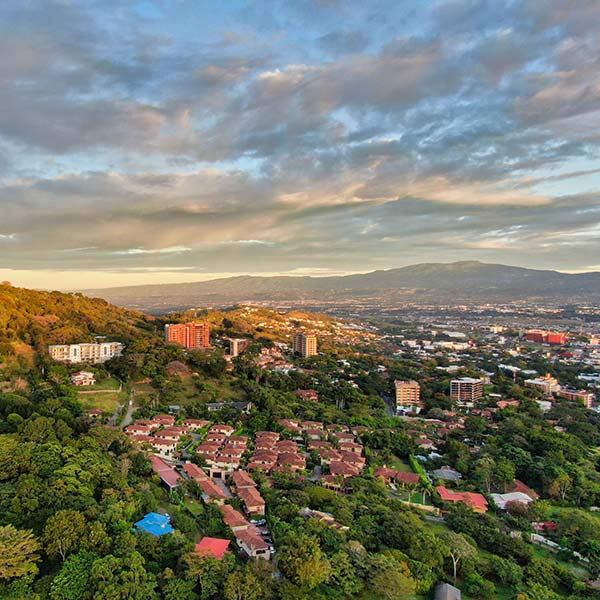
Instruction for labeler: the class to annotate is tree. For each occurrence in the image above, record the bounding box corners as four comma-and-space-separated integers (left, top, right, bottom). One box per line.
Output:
224, 569, 262, 600
370, 561, 416, 600
89, 552, 158, 600
328, 551, 361, 596
439, 531, 478, 581
0, 524, 40, 579
548, 472, 572, 501
184, 552, 233, 599
50, 550, 98, 600
464, 573, 495, 599
43, 510, 86, 561
473, 456, 496, 494
493, 457, 515, 492
488, 555, 523, 586
278, 533, 331, 590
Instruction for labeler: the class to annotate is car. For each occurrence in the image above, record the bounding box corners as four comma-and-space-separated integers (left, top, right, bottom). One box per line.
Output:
269, 547, 276, 555
263, 537, 273, 544
250, 518, 266, 526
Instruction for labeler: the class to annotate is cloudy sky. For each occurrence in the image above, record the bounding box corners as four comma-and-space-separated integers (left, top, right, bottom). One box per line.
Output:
1, 0, 599, 289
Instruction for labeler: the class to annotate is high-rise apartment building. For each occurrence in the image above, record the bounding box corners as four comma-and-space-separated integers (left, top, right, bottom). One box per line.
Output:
228, 338, 249, 357
394, 380, 422, 413
165, 322, 210, 350
49, 342, 124, 364
450, 378, 484, 404
293, 332, 318, 358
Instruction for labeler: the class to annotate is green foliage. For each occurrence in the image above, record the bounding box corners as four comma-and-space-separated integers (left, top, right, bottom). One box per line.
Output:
49, 550, 98, 600
0, 524, 40, 579
278, 533, 331, 590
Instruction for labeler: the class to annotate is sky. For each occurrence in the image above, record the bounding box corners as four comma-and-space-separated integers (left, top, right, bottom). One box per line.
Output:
0, 0, 599, 290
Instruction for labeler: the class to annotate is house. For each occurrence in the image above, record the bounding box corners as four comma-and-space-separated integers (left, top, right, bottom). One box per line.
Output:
86, 408, 104, 420
230, 470, 256, 490
134, 512, 174, 536
195, 537, 230, 560
209, 424, 235, 436
221, 504, 250, 531
435, 582, 462, 600
237, 486, 266, 516
70, 371, 96, 386
277, 452, 306, 471
295, 389, 319, 402
182, 462, 209, 483
183, 418, 211, 430
275, 440, 299, 452
152, 414, 176, 426
148, 437, 177, 458
150, 456, 181, 490
436, 486, 488, 513
154, 426, 186, 441
507, 479, 539, 500
433, 466, 462, 482
197, 478, 229, 504
124, 423, 153, 436
339, 441, 363, 454
234, 528, 270, 560
491, 491, 534, 510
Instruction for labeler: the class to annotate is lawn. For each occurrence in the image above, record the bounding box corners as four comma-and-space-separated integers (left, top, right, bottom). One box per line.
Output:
78, 391, 127, 413
183, 498, 205, 518
87, 376, 121, 390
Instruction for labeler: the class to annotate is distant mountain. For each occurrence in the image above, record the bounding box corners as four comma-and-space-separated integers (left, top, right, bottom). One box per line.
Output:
83, 261, 600, 313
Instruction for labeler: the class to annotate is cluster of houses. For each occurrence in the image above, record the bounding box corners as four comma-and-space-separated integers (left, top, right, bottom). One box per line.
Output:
124, 415, 209, 456
195, 424, 248, 476
148, 453, 271, 560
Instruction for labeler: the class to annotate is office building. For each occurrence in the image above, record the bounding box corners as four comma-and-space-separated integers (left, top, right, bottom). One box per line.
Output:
165, 322, 210, 350
394, 380, 422, 413
49, 342, 124, 364
293, 332, 317, 358
450, 378, 484, 404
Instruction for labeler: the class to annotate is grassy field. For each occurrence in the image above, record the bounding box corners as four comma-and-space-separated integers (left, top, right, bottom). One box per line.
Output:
86, 376, 121, 390
78, 391, 128, 413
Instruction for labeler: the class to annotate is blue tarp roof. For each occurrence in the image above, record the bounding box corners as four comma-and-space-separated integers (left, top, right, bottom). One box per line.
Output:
134, 512, 174, 536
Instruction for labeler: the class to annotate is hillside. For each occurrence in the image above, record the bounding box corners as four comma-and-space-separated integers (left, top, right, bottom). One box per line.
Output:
0, 282, 156, 356
84, 261, 600, 312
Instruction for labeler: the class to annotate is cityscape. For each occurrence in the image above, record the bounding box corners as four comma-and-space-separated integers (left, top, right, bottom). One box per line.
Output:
1, 2, 600, 600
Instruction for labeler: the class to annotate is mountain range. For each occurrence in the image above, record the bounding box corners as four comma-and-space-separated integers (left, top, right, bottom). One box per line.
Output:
82, 261, 600, 313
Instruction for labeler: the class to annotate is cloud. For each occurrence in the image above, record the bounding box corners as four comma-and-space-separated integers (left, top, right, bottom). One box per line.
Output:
0, 0, 599, 283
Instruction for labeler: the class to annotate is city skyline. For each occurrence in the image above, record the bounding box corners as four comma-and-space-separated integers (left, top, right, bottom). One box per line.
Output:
1, 0, 600, 290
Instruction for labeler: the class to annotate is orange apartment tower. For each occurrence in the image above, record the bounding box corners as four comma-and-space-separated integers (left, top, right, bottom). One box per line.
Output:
165, 322, 210, 349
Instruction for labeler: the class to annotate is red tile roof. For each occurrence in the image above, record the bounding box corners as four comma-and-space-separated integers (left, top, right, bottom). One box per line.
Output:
436, 486, 488, 512
195, 537, 230, 560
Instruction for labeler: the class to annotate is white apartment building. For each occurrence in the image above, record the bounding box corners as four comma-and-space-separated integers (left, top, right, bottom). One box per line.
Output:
49, 342, 124, 364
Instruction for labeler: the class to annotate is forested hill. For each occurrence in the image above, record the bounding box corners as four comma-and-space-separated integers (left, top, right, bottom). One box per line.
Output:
84, 261, 600, 312
0, 282, 156, 352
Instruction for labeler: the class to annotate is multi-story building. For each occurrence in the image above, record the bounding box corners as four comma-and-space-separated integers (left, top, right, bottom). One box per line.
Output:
524, 373, 560, 396
293, 332, 317, 358
228, 338, 249, 357
450, 378, 484, 405
394, 380, 422, 413
561, 388, 595, 408
49, 342, 123, 364
165, 322, 210, 350
525, 330, 567, 345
